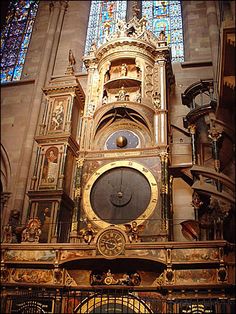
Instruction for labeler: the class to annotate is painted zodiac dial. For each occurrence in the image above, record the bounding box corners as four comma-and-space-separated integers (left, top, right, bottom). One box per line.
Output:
83, 161, 158, 229
97, 228, 126, 257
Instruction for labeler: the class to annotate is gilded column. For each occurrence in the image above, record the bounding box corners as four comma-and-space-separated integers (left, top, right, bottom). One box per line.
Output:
208, 126, 222, 172
160, 152, 169, 237
188, 124, 197, 165
70, 158, 85, 243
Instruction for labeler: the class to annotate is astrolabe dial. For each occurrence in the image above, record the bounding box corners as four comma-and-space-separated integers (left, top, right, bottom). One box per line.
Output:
97, 228, 126, 258
83, 161, 158, 230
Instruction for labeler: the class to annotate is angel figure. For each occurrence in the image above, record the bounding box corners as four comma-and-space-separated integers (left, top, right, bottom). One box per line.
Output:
124, 221, 144, 243
80, 222, 96, 244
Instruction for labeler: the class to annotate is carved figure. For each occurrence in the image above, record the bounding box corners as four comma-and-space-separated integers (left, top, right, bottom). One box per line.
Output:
124, 221, 144, 243
153, 92, 161, 111
117, 86, 127, 101
21, 218, 42, 243
116, 19, 127, 37
51, 100, 64, 130
158, 30, 166, 41
120, 63, 128, 76
80, 222, 96, 244
69, 49, 76, 65
6, 210, 23, 243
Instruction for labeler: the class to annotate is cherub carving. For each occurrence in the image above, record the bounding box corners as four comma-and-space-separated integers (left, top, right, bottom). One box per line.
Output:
124, 221, 144, 243
79, 222, 97, 244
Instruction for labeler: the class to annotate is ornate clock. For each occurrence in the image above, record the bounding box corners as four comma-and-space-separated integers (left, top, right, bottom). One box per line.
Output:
83, 161, 158, 229
97, 227, 126, 257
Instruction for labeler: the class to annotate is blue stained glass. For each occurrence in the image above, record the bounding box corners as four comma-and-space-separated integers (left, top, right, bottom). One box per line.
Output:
1, 0, 39, 83
142, 0, 184, 62
83, 1, 127, 71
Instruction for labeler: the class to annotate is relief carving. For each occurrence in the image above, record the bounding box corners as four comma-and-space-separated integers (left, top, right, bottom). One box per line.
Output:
11, 269, 54, 284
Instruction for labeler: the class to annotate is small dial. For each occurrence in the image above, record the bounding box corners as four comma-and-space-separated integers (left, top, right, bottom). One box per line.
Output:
105, 130, 140, 150
97, 228, 126, 257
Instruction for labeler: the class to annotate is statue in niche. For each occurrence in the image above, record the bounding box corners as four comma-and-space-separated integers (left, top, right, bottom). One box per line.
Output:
120, 63, 128, 76
117, 86, 128, 101
42, 147, 59, 184
50, 100, 65, 131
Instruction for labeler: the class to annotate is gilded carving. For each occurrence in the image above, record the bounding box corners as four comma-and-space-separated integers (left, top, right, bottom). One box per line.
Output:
171, 248, 219, 262
124, 221, 144, 243
175, 269, 216, 284
60, 250, 93, 261
11, 269, 54, 284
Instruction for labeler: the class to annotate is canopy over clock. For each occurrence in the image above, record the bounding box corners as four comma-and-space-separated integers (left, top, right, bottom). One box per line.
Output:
83, 161, 158, 229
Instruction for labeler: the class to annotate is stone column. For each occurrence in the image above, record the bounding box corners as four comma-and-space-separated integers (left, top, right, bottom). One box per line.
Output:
16, 2, 63, 222
126, 0, 142, 22
46, 1, 68, 80
206, 1, 219, 83
158, 60, 168, 145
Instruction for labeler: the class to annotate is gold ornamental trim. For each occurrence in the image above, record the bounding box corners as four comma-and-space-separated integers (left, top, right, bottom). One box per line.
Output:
83, 160, 158, 230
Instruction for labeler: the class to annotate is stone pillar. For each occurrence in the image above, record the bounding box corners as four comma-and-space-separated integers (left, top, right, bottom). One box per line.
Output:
188, 124, 197, 165
126, 0, 142, 22
47, 1, 68, 80
206, 1, 219, 83
158, 60, 168, 145
15, 1, 64, 222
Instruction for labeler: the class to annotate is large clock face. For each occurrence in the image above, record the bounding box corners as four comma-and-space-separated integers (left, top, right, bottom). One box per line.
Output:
83, 161, 158, 229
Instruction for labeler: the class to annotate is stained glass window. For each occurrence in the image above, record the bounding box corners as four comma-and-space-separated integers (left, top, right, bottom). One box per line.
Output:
84, 0, 127, 57
1, 0, 39, 83
142, 1, 184, 62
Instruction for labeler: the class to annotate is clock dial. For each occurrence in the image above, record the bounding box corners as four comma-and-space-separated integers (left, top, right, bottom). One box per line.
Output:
97, 228, 126, 257
105, 130, 140, 150
90, 167, 150, 224
83, 161, 158, 229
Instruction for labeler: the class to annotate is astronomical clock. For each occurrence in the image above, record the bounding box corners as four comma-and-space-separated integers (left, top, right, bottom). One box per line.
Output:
77, 14, 174, 243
